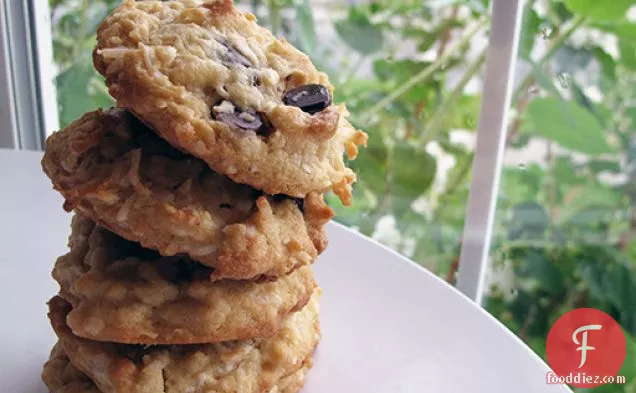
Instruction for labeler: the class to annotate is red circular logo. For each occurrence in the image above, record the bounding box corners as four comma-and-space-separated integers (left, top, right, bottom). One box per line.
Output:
546, 308, 626, 388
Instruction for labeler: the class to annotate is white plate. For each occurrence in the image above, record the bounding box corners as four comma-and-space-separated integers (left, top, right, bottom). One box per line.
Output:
0, 150, 571, 393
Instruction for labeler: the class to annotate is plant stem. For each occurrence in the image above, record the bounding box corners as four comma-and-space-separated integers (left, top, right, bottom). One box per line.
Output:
436, 152, 474, 210
436, 5, 460, 58
544, 0, 563, 27
491, 237, 621, 258
74, 0, 89, 59
506, 85, 533, 144
546, 141, 557, 222
512, 15, 586, 103
445, 255, 460, 284
342, 54, 367, 85
361, 18, 488, 121
518, 303, 537, 341
420, 48, 488, 146
268, 0, 281, 37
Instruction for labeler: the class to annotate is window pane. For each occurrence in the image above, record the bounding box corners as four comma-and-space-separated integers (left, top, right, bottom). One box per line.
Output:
484, 1, 636, 386
49, 0, 118, 134
49, 0, 492, 282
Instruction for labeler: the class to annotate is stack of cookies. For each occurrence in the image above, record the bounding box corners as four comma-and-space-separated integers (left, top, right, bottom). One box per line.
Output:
39, 1, 367, 392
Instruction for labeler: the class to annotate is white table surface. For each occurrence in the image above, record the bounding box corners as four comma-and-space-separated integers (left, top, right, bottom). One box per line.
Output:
0, 149, 571, 393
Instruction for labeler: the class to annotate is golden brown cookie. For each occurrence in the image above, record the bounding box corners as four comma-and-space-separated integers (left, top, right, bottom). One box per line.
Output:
48, 291, 320, 393
42, 108, 334, 280
42, 343, 101, 393
42, 343, 313, 393
93, 0, 367, 204
52, 213, 317, 345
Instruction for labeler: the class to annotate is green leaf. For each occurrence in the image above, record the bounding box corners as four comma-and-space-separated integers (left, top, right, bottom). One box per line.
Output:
552, 156, 583, 187
56, 56, 98, 128
500, 165, 544, 204
592, 47, 617, 82
415, 31, 440, 53
529, 61, 563, 100
523, 98, 613, 155
333, 78, 391, 105
391, 195, 415, 219
568, 81, 611, 127
618, 333, 636, 383
564, 0, 632, 21
592, 21, 636, 82
599, 21, 636, 40
553, 1, 575, 22
561, 205, 615, 241
351, 131, 388, 195
507, 202, 550, 239
603, 263, 631, 313
444, 94, 481, 130
391, 142, 436, 199
327, 187, 374, 228
334, 8, 384, 55
625, 240, 636, 270
436, 188, 470, 228
86, 2, 108, 35
517, 249, 564, 295
89, 77, 114, 109
520, 7, 541, 60
373, 59, 434, 104
588, 159, 621, 173
294, 0, 316, 56
438, 138, 469, 157
620, 40, 636, 70
568, 183, 621, 209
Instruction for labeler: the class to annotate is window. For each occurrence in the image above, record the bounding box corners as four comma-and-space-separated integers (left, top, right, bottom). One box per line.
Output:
3, 1, 635, 390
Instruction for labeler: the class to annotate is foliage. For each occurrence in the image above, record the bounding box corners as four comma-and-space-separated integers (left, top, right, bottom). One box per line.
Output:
50, 0, 636, 391
49, 0, 118, 127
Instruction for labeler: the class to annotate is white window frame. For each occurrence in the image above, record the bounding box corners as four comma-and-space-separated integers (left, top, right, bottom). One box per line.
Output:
0, 0, 58, 150
0, 0, 524, 305
456, 0, 524, 304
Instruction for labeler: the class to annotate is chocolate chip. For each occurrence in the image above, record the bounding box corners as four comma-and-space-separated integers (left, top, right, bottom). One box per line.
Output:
116, 345, 149, 363
219, 39, 252, 67
62, 200, 74, 212
271, 194, 304, 213
283, 84, 331, 114
219, 203, 233, 209
216, 109, 263, 131
272, 194, 287, 202
250, 189, 264, 199
157, 257, 212, 282
295, 198, 305, 213
213, 104, 273, 136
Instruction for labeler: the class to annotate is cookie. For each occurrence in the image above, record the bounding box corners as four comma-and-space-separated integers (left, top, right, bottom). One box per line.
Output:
42, 343, 101, 393
42, 343, 313, 393
52, 213, 317, 345
93, 0, 367, 203
42, 108, 334, 280
48, 291, 320, 393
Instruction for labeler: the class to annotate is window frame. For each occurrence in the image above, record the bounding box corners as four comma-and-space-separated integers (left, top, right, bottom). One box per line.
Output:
456, 0, 525, 304
0, 0, 58, 150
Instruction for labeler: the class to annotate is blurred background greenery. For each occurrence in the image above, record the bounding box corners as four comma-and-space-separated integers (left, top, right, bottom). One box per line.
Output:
49, 0, 636, 391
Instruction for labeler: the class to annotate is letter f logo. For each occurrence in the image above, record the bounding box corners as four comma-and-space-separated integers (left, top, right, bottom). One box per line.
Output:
572, 324, 602, 368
